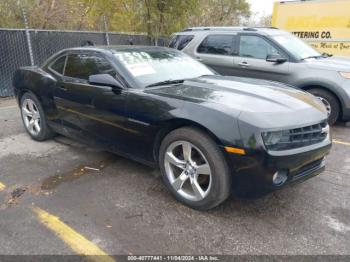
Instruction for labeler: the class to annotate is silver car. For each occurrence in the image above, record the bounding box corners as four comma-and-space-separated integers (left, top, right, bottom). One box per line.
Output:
170, 27, 350, 125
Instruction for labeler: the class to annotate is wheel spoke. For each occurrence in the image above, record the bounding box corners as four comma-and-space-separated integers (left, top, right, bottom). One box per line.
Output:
172, 171, 188, 191
196, 163, 210, 175
28, 119, 35, 132
22, 107, 33, 117
34, 119, 40, 132
33, 112, 40, 120
165, 152, 185, 169
28, 100, 35, 112
182, 142, 192, 162
191, 178, 205, 200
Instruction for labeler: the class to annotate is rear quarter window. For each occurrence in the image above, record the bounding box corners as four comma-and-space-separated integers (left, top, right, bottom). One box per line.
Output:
49, 56, 66, 75
197, 35, 236, 56
169, 35, 194, 50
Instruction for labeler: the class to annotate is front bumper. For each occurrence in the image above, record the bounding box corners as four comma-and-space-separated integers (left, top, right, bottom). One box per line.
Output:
225, 141, 331, 192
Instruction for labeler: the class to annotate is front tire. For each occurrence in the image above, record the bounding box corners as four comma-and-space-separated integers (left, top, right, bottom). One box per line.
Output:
308, 88, 340, 125
20, 92, 55, 141
159, 127, 231, 210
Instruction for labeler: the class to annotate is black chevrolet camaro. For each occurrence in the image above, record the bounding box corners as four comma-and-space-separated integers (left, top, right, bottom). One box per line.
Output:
13, 46, 331, 210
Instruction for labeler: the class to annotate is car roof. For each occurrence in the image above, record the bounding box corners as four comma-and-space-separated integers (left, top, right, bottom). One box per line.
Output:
62, 45, 172, 54
177, 26, 283, 36
42, 45, 180, 68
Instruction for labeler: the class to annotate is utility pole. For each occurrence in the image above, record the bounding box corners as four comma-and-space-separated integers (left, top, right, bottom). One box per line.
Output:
103, 15, 110, 46
18, 0, 34, 66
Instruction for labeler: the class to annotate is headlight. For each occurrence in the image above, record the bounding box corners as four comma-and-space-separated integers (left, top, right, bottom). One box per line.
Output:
339, 72, 350, 79
262, 131, 284, 146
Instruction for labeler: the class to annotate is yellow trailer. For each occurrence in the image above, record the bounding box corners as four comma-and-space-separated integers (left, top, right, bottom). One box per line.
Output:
272, 0, 350, 56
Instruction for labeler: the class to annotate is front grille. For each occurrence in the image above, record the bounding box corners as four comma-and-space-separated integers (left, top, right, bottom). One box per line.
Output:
263, 121, 328, 151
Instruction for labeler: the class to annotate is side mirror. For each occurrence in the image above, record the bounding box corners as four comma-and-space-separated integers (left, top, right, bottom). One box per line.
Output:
89, 74, 123, 89
266, 54, 287, 63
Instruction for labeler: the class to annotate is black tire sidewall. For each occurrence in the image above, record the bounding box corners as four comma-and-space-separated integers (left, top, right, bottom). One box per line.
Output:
309, 88, 339, 125
159, 127, 231, 210
20, 92, 53, 141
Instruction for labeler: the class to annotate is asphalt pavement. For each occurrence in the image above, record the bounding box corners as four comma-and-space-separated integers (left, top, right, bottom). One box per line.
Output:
0, 98, 349, 257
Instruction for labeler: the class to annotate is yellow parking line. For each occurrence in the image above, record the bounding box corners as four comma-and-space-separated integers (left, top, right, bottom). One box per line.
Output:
0, 182, 5, 191
333, 139, 350, 146
32, 206, 116, 262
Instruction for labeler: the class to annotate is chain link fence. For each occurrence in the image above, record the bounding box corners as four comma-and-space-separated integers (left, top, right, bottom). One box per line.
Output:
0, 29, 168, 97
0, 30, 31, 97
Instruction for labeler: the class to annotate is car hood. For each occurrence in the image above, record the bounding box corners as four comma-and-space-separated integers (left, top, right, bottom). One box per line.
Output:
146, 75, 327, 128
305, 56, 350, 71
147, 75, 325, 113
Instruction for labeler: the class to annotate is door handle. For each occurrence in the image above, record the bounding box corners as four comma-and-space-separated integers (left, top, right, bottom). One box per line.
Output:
238, 62, 250, 67
196, 57, 203, 62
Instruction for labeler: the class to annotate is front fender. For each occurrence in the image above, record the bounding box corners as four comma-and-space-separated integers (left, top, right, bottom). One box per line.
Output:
297, 78, 349, 109
171, 102, 242, 147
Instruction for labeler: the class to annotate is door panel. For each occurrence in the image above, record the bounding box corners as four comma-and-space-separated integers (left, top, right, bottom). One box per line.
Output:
53, 52, 129, 150
53, 78, 84, 134
197, 54, 234, 75
72, 83, 129, 152
233, 56, 290, 82
233, 35, 291, 82
194, 34, 237, 75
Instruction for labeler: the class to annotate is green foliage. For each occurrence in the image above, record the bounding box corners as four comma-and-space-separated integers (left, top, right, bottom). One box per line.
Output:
0, 0, 251, 39
189, 0, 251, 27
0, 0, 23, 28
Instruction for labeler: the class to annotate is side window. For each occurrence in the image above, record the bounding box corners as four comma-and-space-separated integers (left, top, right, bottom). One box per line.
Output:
177, 35, 194, 50
169, 35, 178, 48
239, 35, 280, 60
93, 56, 117, 76
50, 56, 66, 75
197, 35, 235, 56
169, 35, 194, 50
64, 53, 116, 80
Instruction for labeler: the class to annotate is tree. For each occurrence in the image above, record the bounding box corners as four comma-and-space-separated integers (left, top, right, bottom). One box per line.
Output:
0, 0, 251, 38
188, 0, 250, 27
243, 13, 272, 27
139, 0, 198, 43
258, 14, 272, 27
0, 0, 23, 28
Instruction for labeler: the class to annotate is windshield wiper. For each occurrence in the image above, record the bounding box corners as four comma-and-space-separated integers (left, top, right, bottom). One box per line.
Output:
302, 55, 324, 60
322, 52, 333, 57
302, 53, 332, 60
145, 79, 185, 88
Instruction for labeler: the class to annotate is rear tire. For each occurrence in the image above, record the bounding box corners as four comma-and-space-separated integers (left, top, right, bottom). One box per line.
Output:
308, 88, 340, 125
159, 127, 231, 210
20, 92, 56, 141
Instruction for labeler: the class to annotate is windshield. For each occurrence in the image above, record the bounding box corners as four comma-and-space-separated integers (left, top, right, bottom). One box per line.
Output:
272, 33, 321, 60
114, 49, 214, 87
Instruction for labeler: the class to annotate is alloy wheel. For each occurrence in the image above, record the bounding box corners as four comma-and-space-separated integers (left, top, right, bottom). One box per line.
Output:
22, 98, 41, 136
164, 141, 212, 201
317, 96, 332, 117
